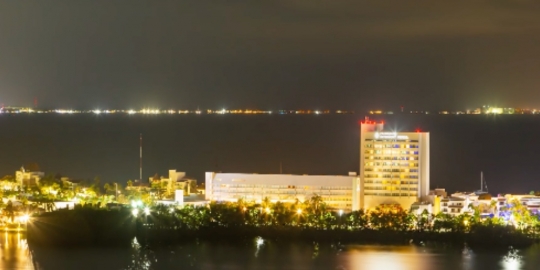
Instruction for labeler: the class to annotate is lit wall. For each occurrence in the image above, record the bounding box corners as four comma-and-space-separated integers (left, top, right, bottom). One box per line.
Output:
360, 121, 430, 210
205, 172, 361, 211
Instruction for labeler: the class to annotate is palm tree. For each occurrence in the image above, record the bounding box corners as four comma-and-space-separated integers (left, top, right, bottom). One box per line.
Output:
490, 199, 499, 217
308, 194, 323, 214
5, 201, 14, 222
347, 210, 368, 230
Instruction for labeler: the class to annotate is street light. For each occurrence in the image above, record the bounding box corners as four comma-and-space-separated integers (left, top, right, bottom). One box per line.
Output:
297, 209, 302, 215
132, 209, 139, 217
20, 214, 30, 223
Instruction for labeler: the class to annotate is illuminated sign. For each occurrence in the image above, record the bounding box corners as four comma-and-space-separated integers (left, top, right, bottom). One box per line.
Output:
374, 132, 409, 140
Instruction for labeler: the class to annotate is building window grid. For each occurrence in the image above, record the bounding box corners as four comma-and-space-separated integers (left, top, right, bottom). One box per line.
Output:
364, 138, 421, 198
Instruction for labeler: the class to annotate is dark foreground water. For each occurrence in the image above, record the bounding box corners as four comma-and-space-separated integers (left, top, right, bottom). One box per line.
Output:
2, 114, 540, 193
3, 233, 540, 270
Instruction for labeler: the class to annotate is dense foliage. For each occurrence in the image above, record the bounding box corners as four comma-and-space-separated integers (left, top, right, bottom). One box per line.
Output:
144, 197, 540, 237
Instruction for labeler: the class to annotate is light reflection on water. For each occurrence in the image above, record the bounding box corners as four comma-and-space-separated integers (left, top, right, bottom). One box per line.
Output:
0, 232, 34, 270
4, 234, 540, 270
343, 245, 439, 270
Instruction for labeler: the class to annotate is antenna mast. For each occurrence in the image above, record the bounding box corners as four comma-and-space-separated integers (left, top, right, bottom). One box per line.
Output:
139, 133, 142, 183
480, 171, 483, 192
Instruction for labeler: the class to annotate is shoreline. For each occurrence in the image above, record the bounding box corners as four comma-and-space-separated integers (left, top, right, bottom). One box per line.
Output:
25, 207, 540, 249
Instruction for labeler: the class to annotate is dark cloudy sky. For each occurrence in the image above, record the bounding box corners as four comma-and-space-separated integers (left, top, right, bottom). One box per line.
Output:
1, 1, 539, 111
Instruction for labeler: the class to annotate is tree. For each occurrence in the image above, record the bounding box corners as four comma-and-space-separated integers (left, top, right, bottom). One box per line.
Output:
507, 199, 537, 232
39, 174, 57, 187
5, 201, 14, 222
104, 183, 111, 194
345, 210, 365, 230
308, 194, 323, 215
93, 177, 101, 195
414, 209, 431, 232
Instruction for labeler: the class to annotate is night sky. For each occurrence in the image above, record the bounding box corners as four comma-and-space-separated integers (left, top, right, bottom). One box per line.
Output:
1, 1, 540, 110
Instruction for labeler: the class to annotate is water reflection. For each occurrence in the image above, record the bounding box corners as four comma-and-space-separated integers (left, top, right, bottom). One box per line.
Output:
14, 236, 540, 270
462, 244, 475, 270
0, 232, 34, 270
500, 247, 522, 270
343, 245, 440, 270
312, 242, 319, 259
124, 237, 155, 270
254, 236, 264, 257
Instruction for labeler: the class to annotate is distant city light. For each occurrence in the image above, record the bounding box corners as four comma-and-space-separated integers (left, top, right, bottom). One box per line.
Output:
2, 105, 536, 116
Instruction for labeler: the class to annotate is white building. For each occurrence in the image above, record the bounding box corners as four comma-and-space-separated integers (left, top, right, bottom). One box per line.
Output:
505, 194, 540, 213
440, 197, 468, 216
205, 172, 361, 211
15, 167, 44, 187
360, 118, 430, 210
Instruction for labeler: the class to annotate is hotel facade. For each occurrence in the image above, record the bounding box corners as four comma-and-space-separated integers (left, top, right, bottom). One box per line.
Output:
360, 119, 430, 210
205, 173, 361, 211
203, 119, 430, 211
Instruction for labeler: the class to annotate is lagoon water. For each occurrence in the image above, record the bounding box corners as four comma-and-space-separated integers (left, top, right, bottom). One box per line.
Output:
1, 114, 540, 193
3, 114, 540, 269
1, 233, 539, 270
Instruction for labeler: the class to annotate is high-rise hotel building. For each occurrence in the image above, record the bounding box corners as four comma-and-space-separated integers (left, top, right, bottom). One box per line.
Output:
359, 118, 430, 210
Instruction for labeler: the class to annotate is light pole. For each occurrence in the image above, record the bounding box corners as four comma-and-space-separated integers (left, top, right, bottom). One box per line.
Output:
115, 183, 118, 202
339, 209, 343, 229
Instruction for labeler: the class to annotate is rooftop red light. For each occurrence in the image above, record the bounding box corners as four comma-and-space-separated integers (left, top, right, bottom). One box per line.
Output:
359, 116, 384, 125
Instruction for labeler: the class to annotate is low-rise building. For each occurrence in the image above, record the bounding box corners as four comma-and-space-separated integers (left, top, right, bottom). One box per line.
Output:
410, 201, 433, 215
440, 196, 467, 216
126, 180, 151, 192
205, 172, 361, 211
149, 170, 198, 197
504, 194, 540, 213
15, 167, 44, 187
